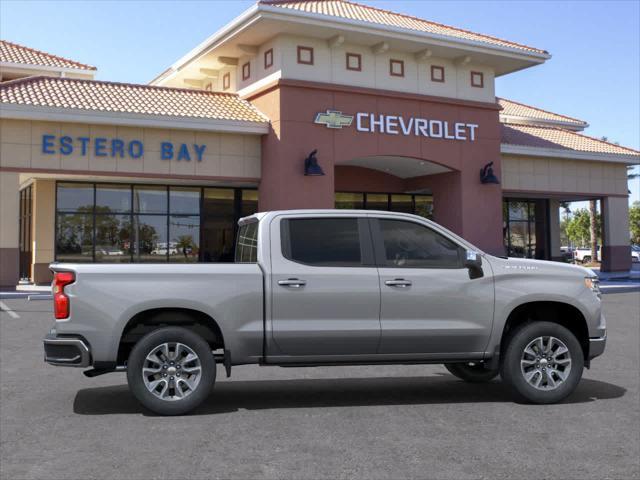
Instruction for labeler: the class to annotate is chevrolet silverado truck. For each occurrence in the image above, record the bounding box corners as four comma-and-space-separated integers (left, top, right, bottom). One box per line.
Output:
44, 210, 606, 415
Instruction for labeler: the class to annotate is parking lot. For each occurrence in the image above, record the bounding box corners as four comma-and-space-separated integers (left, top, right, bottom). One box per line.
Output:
1, 291, 638, 480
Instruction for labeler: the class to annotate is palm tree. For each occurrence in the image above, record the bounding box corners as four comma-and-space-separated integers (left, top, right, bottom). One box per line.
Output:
589, 200, 598, 263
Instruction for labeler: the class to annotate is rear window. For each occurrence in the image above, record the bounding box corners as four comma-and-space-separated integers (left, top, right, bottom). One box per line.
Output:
235, 222, 258, 263
282, 218, 362, 266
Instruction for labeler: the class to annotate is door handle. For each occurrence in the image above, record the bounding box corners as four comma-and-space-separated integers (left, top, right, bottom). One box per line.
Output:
278, 278, 307, 288
384, 278, 412, 288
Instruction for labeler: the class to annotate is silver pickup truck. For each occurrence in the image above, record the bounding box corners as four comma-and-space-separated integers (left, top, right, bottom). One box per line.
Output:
44, 210, 606, 415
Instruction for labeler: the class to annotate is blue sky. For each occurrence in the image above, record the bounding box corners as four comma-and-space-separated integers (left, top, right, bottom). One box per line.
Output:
1, 0, 638, 204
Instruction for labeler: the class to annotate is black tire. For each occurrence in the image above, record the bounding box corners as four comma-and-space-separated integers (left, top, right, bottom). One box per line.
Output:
127, 326, 215, 415
444, 362, 499, 383
501, 322, 584, 404
582, 256, 591, 264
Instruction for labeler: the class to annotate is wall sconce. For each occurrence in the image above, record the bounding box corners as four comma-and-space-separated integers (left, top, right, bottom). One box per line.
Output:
304, 149, 325, 176
480, 161, 500, 184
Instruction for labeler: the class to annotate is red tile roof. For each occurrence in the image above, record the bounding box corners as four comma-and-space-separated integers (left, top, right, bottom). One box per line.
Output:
0, 40, 96, 71
501, 123, 639, 157
498, 98, 587, 127
0, 76, 269, 123
260, 0, 547, 55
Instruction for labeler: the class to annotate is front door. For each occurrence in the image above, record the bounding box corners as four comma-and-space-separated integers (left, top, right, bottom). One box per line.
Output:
372, 217, 494, 356
270, 215, 381, 357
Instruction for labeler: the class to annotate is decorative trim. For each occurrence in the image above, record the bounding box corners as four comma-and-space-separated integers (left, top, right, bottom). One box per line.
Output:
264, 48, 273, 69
222, 72, 231, 90
471, 71, 484, 88
501, 188, 628, 199
430, 65, 445, 83
297, 46, 314, 65
242, 61, 251, 81
346, 52, 362, 71
389, 59, 404, 77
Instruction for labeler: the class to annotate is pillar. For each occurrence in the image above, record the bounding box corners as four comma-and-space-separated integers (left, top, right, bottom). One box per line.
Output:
0, 172, 19, 287
32, 180, 56, 284
601, 196, 631, 272
549, 199, 563, 261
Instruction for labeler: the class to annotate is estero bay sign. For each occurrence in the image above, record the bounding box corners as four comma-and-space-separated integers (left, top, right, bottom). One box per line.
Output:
315, 110, 479, 141
41, 134, 207, 161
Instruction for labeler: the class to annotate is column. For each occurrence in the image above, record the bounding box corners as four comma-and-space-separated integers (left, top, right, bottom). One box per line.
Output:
0, 172, 19, 287
549, 199, 563, 261
32, 179, 56, 284
601, 196, 631, 272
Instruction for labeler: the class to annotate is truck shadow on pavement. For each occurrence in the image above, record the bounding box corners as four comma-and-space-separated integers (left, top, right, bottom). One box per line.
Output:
73, 375, 626, 416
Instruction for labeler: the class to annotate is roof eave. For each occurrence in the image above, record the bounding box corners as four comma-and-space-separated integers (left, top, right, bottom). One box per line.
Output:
500, 115, 589, 131
0, 61, 96, 75
501, 143, 640, 165
0, 103, 270, 134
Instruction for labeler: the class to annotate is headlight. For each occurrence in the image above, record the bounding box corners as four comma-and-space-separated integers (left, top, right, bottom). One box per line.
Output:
584, 276, 601, 299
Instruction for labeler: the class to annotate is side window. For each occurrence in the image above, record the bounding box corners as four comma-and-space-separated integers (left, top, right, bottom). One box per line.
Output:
235, 222, 258, 263
378, 219, 462, 268
282, 218, 363, 267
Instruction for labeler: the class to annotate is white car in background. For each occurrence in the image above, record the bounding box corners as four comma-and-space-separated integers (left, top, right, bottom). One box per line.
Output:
631, 245, 640, 263
574, 247, 601, 264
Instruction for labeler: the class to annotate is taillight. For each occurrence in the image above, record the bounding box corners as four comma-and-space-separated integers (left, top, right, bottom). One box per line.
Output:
53, 271, 75, 319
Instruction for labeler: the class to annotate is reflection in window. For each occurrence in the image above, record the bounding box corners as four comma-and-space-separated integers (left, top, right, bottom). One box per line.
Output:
503, 199, 545, 259
170, 187, 200, 215
334, 192, 433, 219
241, 189, 259, 219
335, 192, 364, 210
57, 183, 93, 212
201, 188, 236, 263
96, 184, 131, 213
56, 213, 94, 262
134, 186, 167, 214
133, 215, 168, 262
170, 215, 200, 263
95, 214, 131, 262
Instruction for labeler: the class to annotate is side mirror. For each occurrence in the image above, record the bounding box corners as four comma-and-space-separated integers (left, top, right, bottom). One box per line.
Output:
464, 250, 483, 279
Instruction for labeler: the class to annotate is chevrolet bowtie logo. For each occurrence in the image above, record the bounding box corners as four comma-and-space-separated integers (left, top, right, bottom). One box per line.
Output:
314, 110, 354, 129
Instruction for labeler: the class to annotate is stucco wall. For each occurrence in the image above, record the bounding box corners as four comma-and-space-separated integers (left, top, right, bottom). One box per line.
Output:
0, 119, 261, 180
0, 171, 19, 286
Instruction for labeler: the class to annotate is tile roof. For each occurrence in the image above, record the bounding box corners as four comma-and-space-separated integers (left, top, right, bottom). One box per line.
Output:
0, 76, 269, 123
498, 98, 587, 127
260, 0, 547, 55
0, 40, 96, 71
501, 123, 639, 157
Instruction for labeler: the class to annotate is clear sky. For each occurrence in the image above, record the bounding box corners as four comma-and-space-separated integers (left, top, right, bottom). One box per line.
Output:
1, 0, 638, 203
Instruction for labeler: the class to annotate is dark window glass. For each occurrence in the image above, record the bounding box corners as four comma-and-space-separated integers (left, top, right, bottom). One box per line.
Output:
390, 194, 413, 214
241, 190, 258, 219
133, 186, 167, 214
235, 222, 258, 263
379, 219, 461, 268
201, 188, 235, 262
96, 184, 131, 213
169, 215, 200, 263
95, 214, 131, 262
56, 213, 94, 262
414, 196, 434, 219
335, 192, 364, 209
132, 215, 168, 262
366, 193, 389, 211
57, 183, 93, 212
170, 187, 200, 215
284, 218, 362, 266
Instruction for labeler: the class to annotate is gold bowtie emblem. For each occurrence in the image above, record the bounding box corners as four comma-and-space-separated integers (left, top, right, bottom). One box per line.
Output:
314, 110, 354, 129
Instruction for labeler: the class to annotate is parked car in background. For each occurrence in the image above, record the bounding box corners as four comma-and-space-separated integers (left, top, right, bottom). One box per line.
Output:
44, 210, 606, 415
574, 246, 601, 264
631, 245, 640, 263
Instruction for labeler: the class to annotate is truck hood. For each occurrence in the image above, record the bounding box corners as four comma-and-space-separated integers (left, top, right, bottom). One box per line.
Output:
485, 255, 595, 279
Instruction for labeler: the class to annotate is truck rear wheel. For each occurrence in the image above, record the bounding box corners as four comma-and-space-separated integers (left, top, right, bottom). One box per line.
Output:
501, 322, 584, 404
127, 326, 216, 415
444, 362, 499, 383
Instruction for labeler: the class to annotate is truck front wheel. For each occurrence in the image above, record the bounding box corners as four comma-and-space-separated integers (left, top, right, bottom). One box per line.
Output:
444, 362, 499, 382
501, 322, 584, 404
126, 326, 216, 415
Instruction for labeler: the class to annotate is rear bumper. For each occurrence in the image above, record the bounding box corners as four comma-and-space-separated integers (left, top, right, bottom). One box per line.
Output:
43, 332, 91, 367
588, 335, 606, 360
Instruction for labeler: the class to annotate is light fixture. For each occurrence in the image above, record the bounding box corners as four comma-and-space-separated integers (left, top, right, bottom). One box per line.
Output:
480, 161, 500, 184
304, 149, 325, 176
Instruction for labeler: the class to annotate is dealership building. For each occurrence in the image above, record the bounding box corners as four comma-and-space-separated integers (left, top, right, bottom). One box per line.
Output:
1, 0, 638, 287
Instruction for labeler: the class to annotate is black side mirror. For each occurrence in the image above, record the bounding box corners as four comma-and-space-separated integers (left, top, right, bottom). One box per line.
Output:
464, 250, 484, 279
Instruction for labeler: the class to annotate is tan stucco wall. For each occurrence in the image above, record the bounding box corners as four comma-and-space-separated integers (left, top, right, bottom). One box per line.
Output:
0, 119, 261, 179
501, 155, 628, 195
32, 179, 55, 264
0, 171, 19, 249
602, 196, 630, 246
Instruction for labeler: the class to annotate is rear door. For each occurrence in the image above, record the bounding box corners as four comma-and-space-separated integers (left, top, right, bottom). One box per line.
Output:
372, 216, 494, 357
269, 215, 381, 357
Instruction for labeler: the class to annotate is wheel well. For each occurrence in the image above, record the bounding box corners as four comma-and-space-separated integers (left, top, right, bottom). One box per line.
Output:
501, 301, 589, 360
117, 308, 224, 365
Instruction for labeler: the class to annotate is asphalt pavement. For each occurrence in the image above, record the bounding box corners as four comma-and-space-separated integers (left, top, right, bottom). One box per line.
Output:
1, 292, 638, 480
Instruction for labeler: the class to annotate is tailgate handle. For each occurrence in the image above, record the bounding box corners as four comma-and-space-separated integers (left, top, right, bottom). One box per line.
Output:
278, 278, 307, 288
385, 278, 412, 288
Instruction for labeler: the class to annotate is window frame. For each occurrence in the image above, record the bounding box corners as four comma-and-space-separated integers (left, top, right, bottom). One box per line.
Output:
280, 216, 375, 268
346, 52, 362, 71
264, 48, 273, 69
389, 59, 405, 77
297, 46, 314, 65
369, 217, 465, 269
222, 72, 231, 90
241, 61, 251, 81
430, 65, 445, 83
470, 71, 484, 88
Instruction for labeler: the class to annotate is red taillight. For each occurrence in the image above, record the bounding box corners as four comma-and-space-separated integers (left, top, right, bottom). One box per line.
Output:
53, 271, 75, 319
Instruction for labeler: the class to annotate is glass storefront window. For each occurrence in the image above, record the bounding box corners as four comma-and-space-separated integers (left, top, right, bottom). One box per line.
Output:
503, 198, 546, 259
169, 215, 200, 263
56, 213, 94, 262
170, 187, 200, 215
366, 193, 389, 211
390, 194, 413, 214
57, 183, 93, 212
414, 196, 434, 220
335, 192, 364, 210
241, 189, 259, 219
133, 215, 168, 262
201, 188, 235, 263
134, 186, 167, 214
96, 184, 131, 213
95, 214, 131, 262
334, 192, 433, 219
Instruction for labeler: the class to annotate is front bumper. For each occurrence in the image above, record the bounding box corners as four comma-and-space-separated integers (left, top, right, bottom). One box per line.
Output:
43, 332, 91, 367
588, 335, 607, 360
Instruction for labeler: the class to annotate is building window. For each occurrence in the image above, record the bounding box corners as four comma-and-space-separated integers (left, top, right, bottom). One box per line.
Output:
346, 52, 362, 71
264, 48, 273, 69
222, 72, 231, 90
242, 62, 250, 81
55, 182, 258, 264
18, 185, 33, 280
390, 59, 404, 77
503, 199, 549, 259
335, 192, 433, 219
471, 71, 484, 88
430, 65, 445, 82
297, 46, 314, 65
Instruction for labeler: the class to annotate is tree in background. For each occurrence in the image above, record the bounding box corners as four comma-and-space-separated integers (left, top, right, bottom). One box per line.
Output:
589, 200, 599, 261
630, 201, 640, 245
566, 209, 601, 247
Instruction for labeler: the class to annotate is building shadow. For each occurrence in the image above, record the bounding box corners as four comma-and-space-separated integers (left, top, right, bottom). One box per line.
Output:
73, 375, 627, 417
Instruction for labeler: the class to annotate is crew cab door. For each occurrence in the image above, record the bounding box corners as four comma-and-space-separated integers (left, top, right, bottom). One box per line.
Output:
371, 216, 494, 356
269, 215, 381, 357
